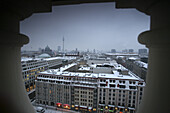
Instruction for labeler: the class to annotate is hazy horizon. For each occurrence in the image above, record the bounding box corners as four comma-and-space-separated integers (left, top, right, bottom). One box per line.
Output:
20, 2, 150, 52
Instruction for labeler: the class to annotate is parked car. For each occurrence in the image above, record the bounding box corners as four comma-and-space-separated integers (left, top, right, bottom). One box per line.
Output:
36, 107, 45, 113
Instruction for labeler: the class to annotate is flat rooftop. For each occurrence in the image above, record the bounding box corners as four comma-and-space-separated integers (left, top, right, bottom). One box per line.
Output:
105, 53, 139, 56
44, 56, 77, 61
39, 69, 141, 81
21, 56, 77, 62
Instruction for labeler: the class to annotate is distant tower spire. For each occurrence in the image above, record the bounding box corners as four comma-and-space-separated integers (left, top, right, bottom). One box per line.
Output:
63, 36, 64, 53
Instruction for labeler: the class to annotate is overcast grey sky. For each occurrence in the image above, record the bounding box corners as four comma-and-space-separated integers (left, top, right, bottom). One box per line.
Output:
20, 2, 150, 52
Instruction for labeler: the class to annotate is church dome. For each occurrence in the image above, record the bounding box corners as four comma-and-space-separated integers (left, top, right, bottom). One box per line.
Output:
45, 45, 51, 51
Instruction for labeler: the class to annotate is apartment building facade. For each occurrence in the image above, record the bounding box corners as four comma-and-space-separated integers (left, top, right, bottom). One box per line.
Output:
98, 72, 144, 113
35, 64, 145, 113
21, 58, 49, 92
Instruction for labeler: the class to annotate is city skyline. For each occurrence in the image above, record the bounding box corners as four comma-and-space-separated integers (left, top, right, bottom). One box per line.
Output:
20, 2, 150, 52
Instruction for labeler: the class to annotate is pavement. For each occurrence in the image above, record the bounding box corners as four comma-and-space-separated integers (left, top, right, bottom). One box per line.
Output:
32, 100, 80, 113
35, 107, 77, 113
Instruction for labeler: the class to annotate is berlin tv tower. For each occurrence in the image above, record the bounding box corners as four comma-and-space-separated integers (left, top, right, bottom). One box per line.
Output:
63, 36, 64, 53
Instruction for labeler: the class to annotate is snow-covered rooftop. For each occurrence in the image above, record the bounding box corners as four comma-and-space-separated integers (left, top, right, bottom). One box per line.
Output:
116, 56, 125, 59
134, 61, 148, 69
39, 69, 141, 80
37, 60, 143, 81
128, 57, 139, 61
44, 56, 77, 61
21, 56, 77, 62
48, 63, 77, 72
78, 67, 91, 71
89, 63, 115, 68
21, 57, 43, 62
105, 53, 138, 56
59, 63, 77, 71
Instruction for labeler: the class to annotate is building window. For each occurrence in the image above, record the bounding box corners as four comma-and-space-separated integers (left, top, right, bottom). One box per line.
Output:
140, 88, 143, 91
103, 97, 105, 100
129, 86, 136, 89
140, 92, 142, 95
133, 92, 136, 95
129, 91, 132, 94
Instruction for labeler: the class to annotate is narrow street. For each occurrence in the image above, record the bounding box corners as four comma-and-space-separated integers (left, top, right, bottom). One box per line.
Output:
34, 106, 80, 113
32, 101, 80, 113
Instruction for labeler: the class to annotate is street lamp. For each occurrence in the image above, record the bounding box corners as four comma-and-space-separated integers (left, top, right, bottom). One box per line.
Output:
114, 107, 118, 113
